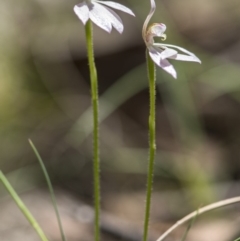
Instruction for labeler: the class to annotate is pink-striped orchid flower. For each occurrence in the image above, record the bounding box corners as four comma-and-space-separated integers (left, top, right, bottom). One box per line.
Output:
74, 0, 135, 33
142, 0, 201, 78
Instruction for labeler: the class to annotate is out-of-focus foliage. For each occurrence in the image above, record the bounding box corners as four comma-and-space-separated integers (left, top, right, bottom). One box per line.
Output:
1, 0, 240, 240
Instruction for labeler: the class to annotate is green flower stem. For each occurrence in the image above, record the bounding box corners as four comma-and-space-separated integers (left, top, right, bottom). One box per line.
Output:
0, 170, 49, 241
143, 50, 156, 241
85, 20, 101, 241
29, 139, 67, 241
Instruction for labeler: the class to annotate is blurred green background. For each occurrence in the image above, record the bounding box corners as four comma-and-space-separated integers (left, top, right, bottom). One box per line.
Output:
1, 0, 240, 240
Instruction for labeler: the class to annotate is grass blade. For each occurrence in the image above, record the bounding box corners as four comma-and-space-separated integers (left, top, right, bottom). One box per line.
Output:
156, 196, 240, 241
0, 170, 49, 241
29, 139, 67, 241
180, 208, 198, 241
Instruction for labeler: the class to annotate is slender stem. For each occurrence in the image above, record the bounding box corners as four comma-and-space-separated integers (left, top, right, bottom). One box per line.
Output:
29, 139, 67, 241
0, 171, 49, 241
143, 50, 156, 241
180, 209, 198, 241
156, 196, 240, 241
85, 20, 101, 241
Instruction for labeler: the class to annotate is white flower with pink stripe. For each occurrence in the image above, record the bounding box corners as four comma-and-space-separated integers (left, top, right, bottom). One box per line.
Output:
142, 0, 201, 78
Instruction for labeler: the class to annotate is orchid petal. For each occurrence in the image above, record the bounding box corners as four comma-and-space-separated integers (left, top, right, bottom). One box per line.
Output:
148, 47, 177, 78
159, 59, 177, 79
170, 54, 201, 62
96, 1, 135, 16
148, 46, 162, 66
160, 48, 177, 59
89, 2, 112, 32
159, 43, 201, 63
74, 2, 89, 25
103, 6, 124, 33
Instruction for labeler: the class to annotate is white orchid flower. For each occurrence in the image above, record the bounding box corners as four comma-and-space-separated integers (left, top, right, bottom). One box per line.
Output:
74, 0, 135, 33
142, 0, 201, 78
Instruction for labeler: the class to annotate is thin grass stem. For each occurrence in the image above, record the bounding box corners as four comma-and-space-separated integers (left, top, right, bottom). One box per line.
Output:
85, 20, 101, 241
180, 208, 198, 241
143, 50, 156, 241
0, 170, 49, 241
29, 139, 67, 241
156, 196, 240, 241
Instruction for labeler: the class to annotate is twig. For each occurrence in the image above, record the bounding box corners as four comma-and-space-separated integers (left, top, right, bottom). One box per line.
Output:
156, 196, 240, 241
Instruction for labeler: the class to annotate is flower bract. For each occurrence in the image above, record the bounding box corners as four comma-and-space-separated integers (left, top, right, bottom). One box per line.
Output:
74, 0, 135, 33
